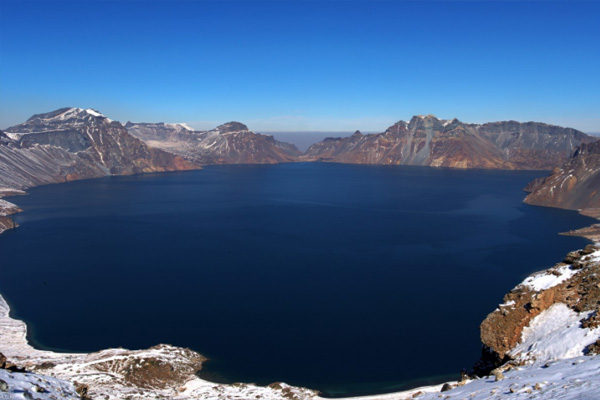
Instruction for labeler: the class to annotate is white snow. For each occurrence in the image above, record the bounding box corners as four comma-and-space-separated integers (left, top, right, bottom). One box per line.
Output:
510, 303, 600, 363
84, 108, 104, 117
4, 132, 23, 140
519, 264, 580, 291
499, 299, 516, 308
35, 107, 112, 122
588, 249, 600, 262
416, 355, 600, 400
0, 369, 80, 399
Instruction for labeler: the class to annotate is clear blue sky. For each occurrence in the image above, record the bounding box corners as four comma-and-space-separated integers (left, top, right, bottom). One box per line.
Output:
1, 0, 599, 134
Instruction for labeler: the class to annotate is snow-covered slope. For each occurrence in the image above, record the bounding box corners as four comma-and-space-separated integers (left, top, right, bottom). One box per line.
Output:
416, 354, 600, 400
0, 369, 81, 400
480, 244, 600, 366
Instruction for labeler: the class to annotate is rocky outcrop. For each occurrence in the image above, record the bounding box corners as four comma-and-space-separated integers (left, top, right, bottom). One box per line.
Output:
0, 216, 16, 235
0, 108, 198, 191
476, 244, 600, 375
0, 199, 20, 234
126, 121, 301, 165
524, 139, 600, 215
303, 116, 594, 170
562, 224, 600, 242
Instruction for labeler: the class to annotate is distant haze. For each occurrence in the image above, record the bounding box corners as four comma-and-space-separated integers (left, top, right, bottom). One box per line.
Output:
264, 132, 364, 152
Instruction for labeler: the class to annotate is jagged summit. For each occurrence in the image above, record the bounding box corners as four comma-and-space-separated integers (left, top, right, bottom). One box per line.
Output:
216, 121, 249, 133
304, 116, 595, 170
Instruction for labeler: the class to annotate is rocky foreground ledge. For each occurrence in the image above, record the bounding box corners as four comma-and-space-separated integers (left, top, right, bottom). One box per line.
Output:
3, 246, 600, 399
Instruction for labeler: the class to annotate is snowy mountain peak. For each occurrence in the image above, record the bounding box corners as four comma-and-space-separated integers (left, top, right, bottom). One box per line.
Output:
26, 107, 108, 122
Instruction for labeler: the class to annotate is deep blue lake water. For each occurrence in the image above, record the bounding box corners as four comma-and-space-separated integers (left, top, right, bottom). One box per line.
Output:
0, 163, 595, 396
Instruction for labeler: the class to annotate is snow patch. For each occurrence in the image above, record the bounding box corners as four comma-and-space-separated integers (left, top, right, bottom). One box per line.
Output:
84, 108, 104, 117
4, 132, 23, 140
499, 300, 516, 308
510, 303, 600, 362
416, 355, 600, 400
520, 264, 579, 291
0, 369, 81, 400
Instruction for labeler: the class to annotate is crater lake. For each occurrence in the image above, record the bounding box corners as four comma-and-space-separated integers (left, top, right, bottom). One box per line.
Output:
0, 163, 595, 396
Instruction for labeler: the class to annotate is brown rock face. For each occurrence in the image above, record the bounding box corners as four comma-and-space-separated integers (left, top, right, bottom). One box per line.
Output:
524, 139, 600, 214
476, 245, 600, 374
303, 116, 594, 170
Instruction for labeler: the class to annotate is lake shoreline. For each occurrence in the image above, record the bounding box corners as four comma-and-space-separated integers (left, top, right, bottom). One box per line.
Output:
0, 164, 596, 399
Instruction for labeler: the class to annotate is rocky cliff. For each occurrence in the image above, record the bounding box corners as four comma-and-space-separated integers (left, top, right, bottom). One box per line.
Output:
0, 108, 197, 192
303, 115, 594, 170
524, 139, 600, 218
477, 244, 600, 373
125, 121, 301, 165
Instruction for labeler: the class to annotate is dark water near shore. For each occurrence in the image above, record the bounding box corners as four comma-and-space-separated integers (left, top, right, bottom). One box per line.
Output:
0, 163, 595, 396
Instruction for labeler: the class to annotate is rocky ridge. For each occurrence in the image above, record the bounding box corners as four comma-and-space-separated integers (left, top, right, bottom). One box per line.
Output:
525, 138, 600, 217
125, 121, 301, 165
0, 108, 197, 191
303, 115, 594, 170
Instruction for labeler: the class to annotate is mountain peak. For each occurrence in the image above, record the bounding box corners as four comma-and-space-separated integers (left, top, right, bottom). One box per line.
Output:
216, 121, 249, 133
26, 107, 108, 123
411, 114, 439, 123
